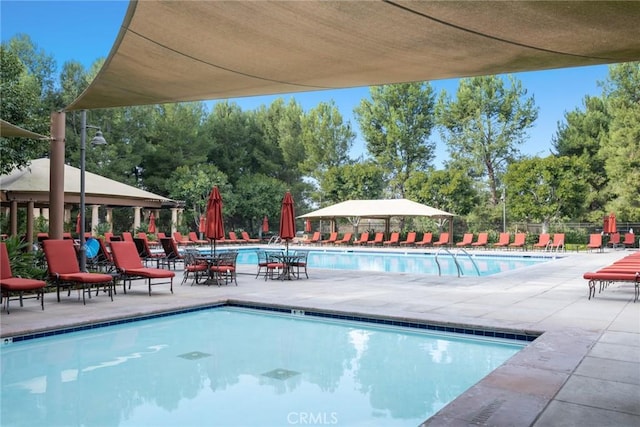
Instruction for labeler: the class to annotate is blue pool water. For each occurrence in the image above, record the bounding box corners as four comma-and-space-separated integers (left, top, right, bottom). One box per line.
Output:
201, 247, 554, 276
1, 307, 524, 426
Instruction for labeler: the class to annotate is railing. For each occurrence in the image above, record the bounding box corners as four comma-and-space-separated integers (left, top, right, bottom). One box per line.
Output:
434, 247, 481, 277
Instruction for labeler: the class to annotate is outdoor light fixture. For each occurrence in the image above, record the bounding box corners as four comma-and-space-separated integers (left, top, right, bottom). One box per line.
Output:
79, 109, 107, 272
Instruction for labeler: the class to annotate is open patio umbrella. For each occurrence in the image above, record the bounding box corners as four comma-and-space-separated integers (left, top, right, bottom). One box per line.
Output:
205, 186, 225, 256
262, 216, 269, 233
279, 191, 296, 255
148, 213, 157, 234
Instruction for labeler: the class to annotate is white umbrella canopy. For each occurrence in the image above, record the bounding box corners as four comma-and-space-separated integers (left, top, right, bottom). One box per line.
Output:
298, 199, 455, 220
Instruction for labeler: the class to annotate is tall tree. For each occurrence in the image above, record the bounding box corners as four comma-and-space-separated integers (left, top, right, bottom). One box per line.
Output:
354, 82, 436, 198
404, 169, 478, 217
322, 162, 385, 204
436, 75, 538, 206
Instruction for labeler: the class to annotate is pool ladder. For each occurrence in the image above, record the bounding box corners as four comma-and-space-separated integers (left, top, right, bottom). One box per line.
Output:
434, 248, 481, 277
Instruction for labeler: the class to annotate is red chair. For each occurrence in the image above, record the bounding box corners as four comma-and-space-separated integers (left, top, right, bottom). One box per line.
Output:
241, 231, 261, 244
302, 232, 321, 245
622, 233, 636, 248
586, 233, 603, 252
456, 233, 473, 247
492, 233, 510, 248
532, 233, 551, 250
353, 232, 369, 245
189, 232, 208, 245
415, 232, 433, 247
367, 232, 384, 246
399, 232, 416, 247
122, 232, 135, 242
42, 239, 114, 304
110, 241, 175, 295
471, 232, 488, 248
433, 233, 450, 247
548, 233, 565, 252
227, 231, 245, 244
335, 233, 353, 245
321, 232, 338, 245
509, 233, 527, 250
173, 232, 191, 246
0, 242, 46, 313
383, 232, 400, 246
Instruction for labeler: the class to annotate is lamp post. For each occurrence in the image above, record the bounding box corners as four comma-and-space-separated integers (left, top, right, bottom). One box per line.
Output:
79, 110, 107, 272
501, 187, 506, 233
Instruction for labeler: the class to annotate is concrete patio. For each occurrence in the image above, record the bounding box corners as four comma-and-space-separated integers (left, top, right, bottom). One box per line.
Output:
1, 246, 638, 426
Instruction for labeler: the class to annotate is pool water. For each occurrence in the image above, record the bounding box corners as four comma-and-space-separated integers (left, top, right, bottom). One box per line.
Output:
203, 248, 553, 276
1, 307, 524, 426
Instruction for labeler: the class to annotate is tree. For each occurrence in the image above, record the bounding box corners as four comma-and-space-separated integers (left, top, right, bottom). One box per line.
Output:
437, 75, 538, 206
404, 169, 478, 217
504, 156, 589, 232
233, 174, 288, 233
354, 82, 436, 198
322, 162, 385, 204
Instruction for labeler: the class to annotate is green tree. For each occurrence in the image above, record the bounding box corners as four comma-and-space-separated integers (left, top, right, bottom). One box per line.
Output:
233, 174, 288, 233
600, 62, 640, 221
504, 156, 588, 232
404, 169, 477, 216
437, 75, 538, 206
354, 82, 436, 198
322, 162, 385, 204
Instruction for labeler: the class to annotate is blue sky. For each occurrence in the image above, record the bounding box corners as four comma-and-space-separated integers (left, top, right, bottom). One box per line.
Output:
2, 0, 611, 166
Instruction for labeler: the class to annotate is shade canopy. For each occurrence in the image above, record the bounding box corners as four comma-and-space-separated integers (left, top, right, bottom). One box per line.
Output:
67, 1, 640, 111
0, 119, 49, 140
299, 199, 454, 220
0, 158, 179, 208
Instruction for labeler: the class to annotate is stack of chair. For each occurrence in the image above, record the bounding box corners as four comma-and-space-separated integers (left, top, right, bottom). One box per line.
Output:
583, 252, 640, 301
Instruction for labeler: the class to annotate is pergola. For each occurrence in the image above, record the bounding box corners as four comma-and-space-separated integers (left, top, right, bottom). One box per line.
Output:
5, 1, 640, 239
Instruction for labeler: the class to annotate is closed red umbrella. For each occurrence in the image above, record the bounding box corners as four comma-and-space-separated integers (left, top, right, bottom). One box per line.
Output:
148, 213, 157, 234
609, 212, 617, 234
305, 219, 312, 233
262, 216, 269, 233
75, 212, 81, 235
279, 191, 296, 255
199, 215, 206, 233
205, 186, 225, 256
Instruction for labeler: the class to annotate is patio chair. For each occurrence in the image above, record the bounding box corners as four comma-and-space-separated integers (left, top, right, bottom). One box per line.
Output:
122, 232, 135, 242
415, 232, 433, 247
104, 232, 114, 242
471, 232, 488, 248
456, 233, 474, 247
228, 231, 245, 244
209, 251, 239, 286
1, 242, 46, 313
134, 237, 165, 268
110, 241, 175, 295
622, 233, 636, 248
241, 231, 261, 244
189, 231, 208, 245
433, 233, 450, 247
181, 249, 208, 285
399, 232, 416, 247
335, 232, 353, 245
321, 232, 338, 245
586, 233, 603, 252
255, 250, 269, 278
492, 233, 510, 248
508, 233, 527, 250
367, 232, 384, 246
302, 231, 321, 245
548, 233, 565, 252
532, 233, 551, 250
383, 232, 400, 246
173, 232, 191, 246
138, 232, 159, 248
93, 237, 116, 272
159, 237, 185, 270
353, 232, 369, 245
42, 239, 115, 304
291, 250, 309, 279
264, 251, 286, 281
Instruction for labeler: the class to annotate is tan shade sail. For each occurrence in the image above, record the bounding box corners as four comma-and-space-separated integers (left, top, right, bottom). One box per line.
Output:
67, 1, 640, 111
0, 158, 178, 208
0, 119, 49, 140
299, 199, 454, 220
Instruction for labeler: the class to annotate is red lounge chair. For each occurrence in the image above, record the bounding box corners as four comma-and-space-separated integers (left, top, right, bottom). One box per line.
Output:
227, 231, 244, 244
157, 232, 167, 239
0, 242, 46, 313
335, 233, 353, 245
583, 251, 640, 301
159, 237, 185, 270
456, 233, 474, 247
110, 241, 175, 295
383, 232, 400, 246
367, 232, 384, 246
533, 233, 551, 250
173, 232, 191, 246
622, 233, 636, 248
415, 232, 433, 247
548, 233, 565, 252
353, 232, 369, 245
607, 233, 621, 248
509, 233, 527, 250
399, 232, 416, 246
104, 232, 114, 242
42, 239, 114, 304
189, 232, 208, 245
586, 233, 603, 252
302, 231, 321, 245
122, 232, 135, 242
433, 233, 450, 247
321, 232, 338, 245
241, 231, 261, 244
471, 232, 488, 248
492, 233, 510, 248
134, 237, 166, 267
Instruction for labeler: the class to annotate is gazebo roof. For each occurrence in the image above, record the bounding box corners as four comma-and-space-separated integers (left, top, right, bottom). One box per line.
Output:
0, 158, 179, 208
299, 199, 454, 220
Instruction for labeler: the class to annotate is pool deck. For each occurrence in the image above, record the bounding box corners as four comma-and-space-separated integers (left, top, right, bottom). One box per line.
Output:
1, 245, 639, 426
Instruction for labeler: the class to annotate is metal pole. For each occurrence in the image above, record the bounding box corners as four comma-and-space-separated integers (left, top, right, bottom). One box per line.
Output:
79, 110, 87, 272
502, 187, 506, 233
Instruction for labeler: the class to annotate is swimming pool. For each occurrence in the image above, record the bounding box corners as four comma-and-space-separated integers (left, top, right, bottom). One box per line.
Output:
200, 247, 555, 276
1, 306, 525, 426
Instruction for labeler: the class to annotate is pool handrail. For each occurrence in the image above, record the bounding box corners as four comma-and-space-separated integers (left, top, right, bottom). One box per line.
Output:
454, 248, 481, 277
435, 247, 463, 277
